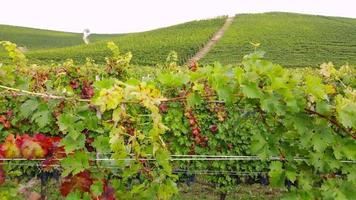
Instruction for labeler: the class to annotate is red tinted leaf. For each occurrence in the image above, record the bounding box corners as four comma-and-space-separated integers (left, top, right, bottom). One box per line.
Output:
0, 115, 6, 123
33, 134, 53, 150
3, 121, 11, 129
0, 115, 11, 129
1, 134, 21, 158
16, 134, 47, 159
42, 143, 66, 171
99, 181, 116, 200
60, 170, 93, 196
42, 157, 59, 171
21, 140, 46, 159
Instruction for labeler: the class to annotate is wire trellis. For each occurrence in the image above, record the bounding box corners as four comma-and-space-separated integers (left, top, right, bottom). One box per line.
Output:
0, 155, 355, 164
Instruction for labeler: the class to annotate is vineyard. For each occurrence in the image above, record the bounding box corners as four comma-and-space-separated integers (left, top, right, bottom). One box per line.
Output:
0, 24, 121, 52
2, 13, 356, 68
201, 12, 356, 67
0, 40, 355, 199
0, 17, 226, 66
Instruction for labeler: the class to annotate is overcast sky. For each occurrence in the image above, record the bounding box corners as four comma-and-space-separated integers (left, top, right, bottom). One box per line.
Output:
1, 0, 356, 34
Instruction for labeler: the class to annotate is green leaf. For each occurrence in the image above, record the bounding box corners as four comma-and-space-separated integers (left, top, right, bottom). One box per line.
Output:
216, 86, 234, 104
57, 113, 84, 139
58, 113, 77, 133
269, 161, 285, 187
20, 99, 39, 118
31, 110, 51, 128
316, 101, 332, 116
92, 135, 111, 154
65, 191, 81, 200
285, 166, 297, 182
156, 149, 171, 173
242, 83, 262, 99
234, 67, 244, 84
93, 79, 116, 90
305, 75, 326, 100
260, 95, 285, 114
91, 181, 104, 196
186, 92, 202, 108
157, 73, 189, 87
311, 133, 328, 152
61, 151, 90, 177
250, 133, 269, 159
335, 96, 356, 129
61, 134, 86, 153
157, 179, 178, 199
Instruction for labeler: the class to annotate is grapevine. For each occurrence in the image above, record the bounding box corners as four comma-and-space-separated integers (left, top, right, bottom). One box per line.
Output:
0, 41, 355, 199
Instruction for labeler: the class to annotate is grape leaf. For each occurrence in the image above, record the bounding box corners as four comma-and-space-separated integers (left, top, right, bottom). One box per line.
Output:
269, 161, 285, 187
92, 135, 111, 154
61, 151, 90, 177
242, 83, 263, 99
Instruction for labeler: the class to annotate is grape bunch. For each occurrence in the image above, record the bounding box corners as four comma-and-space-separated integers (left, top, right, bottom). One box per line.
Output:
184, 109, 208, 147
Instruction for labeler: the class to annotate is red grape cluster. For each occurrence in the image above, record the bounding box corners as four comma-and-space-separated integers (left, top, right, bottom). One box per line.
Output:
184, 109, 208, 147
81, 81, 94, 99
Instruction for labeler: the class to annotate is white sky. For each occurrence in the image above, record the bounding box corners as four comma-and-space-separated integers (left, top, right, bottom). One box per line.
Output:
1, 0, 356, 34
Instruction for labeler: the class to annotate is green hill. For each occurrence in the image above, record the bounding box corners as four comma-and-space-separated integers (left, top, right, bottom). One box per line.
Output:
1, 13, 356, 67
0, 25, 121, 51
22, 17, 226, 66
202, 12, 356, 67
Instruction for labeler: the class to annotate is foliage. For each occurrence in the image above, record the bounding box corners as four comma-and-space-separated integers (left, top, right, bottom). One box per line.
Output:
105, 42, 132, 77
0, 42, 355, 199
0, 41, 27, 67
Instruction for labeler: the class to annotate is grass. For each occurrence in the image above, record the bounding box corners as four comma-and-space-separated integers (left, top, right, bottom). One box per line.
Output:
174, 183, 285, 200
202, 12, 356, 67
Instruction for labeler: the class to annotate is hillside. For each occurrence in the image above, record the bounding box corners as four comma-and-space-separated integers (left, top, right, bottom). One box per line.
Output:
21, 17, 226, 66
0, 24, 121, 51
1, 13, 356, 67
202, 12, 356, 67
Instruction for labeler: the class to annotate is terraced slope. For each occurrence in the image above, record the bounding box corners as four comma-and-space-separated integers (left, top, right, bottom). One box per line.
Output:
23, 17, 226, 65
0, 25, 120, 51
202, 12, 356, 67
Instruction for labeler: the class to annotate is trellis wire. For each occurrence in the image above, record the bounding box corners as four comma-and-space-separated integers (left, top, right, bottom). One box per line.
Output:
0, 84, 232, 104
0, 155, 354, 163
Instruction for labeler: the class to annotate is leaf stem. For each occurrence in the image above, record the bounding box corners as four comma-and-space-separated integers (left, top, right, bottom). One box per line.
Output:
304, 108, 355, 139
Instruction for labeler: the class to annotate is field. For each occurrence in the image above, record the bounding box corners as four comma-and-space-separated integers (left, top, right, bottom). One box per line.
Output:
202, 12, 356, 67
0, 12, 355, 200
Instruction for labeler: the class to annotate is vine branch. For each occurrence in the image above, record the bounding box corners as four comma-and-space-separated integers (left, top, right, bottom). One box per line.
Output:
304, 108, 355, 139
0, 84, 90, 102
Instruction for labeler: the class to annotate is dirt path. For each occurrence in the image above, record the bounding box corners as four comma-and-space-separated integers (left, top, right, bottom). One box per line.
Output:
188, 17, 234, 65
